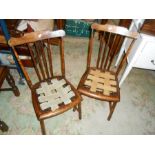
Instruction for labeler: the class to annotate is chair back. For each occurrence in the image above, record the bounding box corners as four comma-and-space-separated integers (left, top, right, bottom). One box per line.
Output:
87, 23, 139, 76
9, 30, 66, 89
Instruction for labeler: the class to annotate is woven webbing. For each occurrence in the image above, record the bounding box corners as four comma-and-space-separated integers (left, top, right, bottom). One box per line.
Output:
36, 79, 75, 110
84, 69, 117, 96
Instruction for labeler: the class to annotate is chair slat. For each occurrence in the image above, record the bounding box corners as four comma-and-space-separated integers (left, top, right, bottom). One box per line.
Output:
108, 36, 125, 70
104, 34, 117, 70
39, 41, 50, 79
87, 30, 95, 69
47, 39, 53, 78
60, 38, 65, 76
103, 32, 112, 70
27, 43, 42, 81
34, 42, 46, 80
97, 32, 105, 68
100, 32, 108, 69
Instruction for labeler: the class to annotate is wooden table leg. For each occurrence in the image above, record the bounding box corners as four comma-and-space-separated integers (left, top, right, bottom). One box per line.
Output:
5, 69, 20, 96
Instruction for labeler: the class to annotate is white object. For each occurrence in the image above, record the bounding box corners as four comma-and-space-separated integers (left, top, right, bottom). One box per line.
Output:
115, 19, 155, 86
38, 30, 65, 39
116, 20, 155, 86
115, 19, 145, 67
17, 19, 54, 31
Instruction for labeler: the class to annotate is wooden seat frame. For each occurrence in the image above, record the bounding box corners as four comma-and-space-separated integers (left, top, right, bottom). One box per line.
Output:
78, 23, 139, 121
9, 30, 82, 134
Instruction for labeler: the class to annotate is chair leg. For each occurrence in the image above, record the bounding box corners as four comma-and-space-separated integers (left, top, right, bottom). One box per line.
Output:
78, 102, 82, 120
40, 120, 46, 135
73, 103, 82, 120
6, 71, 20, 97
107, 101, 117, 121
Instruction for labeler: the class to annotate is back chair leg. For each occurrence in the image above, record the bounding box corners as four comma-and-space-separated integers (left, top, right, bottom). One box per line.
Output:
107, 102, 117, 121
78, 102, 82, 120
73, 106, 77, 112
40, 120, 46, 135
6, 71, 20, 97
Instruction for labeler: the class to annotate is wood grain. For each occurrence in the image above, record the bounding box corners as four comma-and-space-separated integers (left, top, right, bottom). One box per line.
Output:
78, 23, 139, 121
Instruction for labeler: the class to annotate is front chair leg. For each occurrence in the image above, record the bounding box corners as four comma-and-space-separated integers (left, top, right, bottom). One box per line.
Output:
107, 102, 117, 121
40, 120, 46, 135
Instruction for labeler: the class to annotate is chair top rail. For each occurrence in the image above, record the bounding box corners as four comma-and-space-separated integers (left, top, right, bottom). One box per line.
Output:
9, 30, 65, 46
91, 23, 139, 39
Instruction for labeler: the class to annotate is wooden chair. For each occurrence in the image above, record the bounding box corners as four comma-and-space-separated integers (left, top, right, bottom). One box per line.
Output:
9, 30, 82, 134
0, 66, 20, 96
78, 23, 139, 121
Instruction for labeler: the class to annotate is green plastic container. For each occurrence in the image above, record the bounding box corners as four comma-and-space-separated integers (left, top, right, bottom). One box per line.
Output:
65, 19, 92, 37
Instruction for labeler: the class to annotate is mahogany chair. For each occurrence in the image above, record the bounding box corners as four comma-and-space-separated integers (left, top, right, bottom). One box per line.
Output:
9, 30, 82, 134
0, 66, 20, 96
78, 23, 139, 121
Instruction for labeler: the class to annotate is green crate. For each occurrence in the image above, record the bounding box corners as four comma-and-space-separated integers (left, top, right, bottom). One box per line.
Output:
65, 19, 92, 37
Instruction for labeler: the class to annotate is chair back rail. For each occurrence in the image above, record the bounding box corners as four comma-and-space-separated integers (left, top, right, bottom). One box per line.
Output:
9, 30, 65, 46
87, 23, 139, 76
92, 23, 138, 38
9, 30, 66, 89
